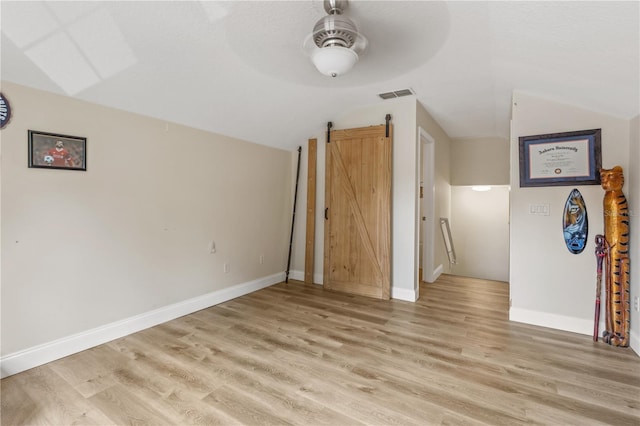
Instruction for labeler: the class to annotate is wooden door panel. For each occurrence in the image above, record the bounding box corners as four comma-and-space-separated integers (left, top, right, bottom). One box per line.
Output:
324, 124, 391, 299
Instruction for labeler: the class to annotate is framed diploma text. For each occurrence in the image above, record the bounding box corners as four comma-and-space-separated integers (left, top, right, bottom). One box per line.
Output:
518, 129, 601, 187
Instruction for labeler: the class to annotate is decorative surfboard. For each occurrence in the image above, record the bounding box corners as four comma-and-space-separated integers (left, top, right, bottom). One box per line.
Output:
563, 188, 588, 254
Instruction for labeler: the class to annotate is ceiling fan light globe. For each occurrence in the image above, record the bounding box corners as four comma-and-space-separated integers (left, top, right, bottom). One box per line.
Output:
311, 46, 358, 77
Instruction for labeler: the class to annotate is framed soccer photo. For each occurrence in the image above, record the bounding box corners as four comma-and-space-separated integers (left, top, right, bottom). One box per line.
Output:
28, 130, 87, 171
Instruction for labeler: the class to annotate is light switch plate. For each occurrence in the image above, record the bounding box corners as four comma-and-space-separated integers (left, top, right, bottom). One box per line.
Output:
529, 203, 550, 216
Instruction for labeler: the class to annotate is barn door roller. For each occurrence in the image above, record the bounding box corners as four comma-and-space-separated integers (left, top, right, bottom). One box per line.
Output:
385, 114, 391, 137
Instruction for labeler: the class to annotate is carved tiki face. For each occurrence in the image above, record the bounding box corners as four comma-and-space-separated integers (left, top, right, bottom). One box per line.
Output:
600, 166, 624, 191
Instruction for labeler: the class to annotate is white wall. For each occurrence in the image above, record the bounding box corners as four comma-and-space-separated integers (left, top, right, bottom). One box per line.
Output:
451, 186, 510, 281
509, 92, 631, 335
451, 137, 510, 185
290, 97, 451, 301
629, 114, 639, 354
0, 82, 292, 372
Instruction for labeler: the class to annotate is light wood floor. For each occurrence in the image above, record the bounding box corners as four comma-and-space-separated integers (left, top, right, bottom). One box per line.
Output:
2, 274, 639, 425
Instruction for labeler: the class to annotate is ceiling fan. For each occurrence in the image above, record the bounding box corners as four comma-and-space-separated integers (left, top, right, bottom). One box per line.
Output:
303, 0, 368, 78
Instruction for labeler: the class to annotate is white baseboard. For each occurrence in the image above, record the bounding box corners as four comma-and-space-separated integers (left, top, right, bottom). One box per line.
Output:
291, 269, 417, 302
511, 307, 640, 358
426, 264, 443, 283
287, 269, 304, 281
392, 286, 418, 302
0, 273, 284, 379
631, 329, 640, 357
509, 307, 594, 335
288, 269, 323, 284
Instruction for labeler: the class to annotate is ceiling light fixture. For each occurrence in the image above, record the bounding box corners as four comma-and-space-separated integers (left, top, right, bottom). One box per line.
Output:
304, 0, 367, 78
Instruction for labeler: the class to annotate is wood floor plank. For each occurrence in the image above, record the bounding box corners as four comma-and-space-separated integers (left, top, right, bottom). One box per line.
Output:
107, 334, 218, 399
7, 365, 113, 425
204, 357, 363, 426
163, 388, 243, 426
88, 384, 174, 425
201, 385, 292, 426
2, 274, 640, 425
47, 344, 130, 388
0, 375, 39, 425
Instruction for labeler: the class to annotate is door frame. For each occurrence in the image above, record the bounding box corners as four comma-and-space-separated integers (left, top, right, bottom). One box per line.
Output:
418, 127, 443, 287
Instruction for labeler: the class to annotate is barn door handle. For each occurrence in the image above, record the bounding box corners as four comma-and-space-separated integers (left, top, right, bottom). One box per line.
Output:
325, 207, 329, 220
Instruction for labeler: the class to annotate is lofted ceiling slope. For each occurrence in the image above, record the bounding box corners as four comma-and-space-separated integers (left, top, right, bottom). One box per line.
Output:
1, 1, 638, 150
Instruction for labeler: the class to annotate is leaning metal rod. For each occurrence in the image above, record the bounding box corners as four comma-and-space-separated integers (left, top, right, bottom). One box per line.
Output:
603, 241, 617, 343
285, 146, 302, 283
593, 234, 607, 341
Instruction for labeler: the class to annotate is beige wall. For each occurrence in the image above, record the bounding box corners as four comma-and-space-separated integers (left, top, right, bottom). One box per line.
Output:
509, 92, 631, 335
450, 186, 510, 282
451, 137, 510, 185
449, 136, 510, 281
1, 82, 292, 357
629, 114, 639, 353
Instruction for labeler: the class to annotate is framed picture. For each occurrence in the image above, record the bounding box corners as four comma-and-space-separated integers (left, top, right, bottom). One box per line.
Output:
28, 130, 86, 171
519, 129, 601, 187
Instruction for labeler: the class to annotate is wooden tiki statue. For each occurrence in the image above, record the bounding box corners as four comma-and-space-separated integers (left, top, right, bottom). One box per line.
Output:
600, 166, 630, 347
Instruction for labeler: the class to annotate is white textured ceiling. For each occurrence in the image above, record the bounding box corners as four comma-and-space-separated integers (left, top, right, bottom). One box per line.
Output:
1, 1, 638, 150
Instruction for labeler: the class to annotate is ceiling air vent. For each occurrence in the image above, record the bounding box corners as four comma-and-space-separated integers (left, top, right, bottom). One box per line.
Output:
378, 88, 414, 100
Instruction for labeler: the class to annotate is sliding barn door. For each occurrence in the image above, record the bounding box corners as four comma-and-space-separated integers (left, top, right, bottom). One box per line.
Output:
324, 124, 392, 299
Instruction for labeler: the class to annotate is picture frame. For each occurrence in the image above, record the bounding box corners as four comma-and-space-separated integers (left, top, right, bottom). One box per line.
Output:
28, 130, 87, 171
518, 129, 601, 187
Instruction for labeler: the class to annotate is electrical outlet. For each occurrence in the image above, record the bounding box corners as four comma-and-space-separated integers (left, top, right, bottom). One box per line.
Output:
224, 263, 230, 273
259, 254, 264, 265
634, 296, 640, 312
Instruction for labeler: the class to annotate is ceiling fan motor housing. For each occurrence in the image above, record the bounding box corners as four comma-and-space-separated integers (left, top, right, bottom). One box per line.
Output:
313, 14, 358, 49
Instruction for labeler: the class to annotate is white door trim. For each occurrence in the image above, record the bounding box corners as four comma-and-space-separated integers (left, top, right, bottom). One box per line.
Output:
418, 127, 442, 284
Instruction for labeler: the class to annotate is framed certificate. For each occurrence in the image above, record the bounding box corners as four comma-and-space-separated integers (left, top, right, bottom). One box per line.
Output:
519, 129, 601, 187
